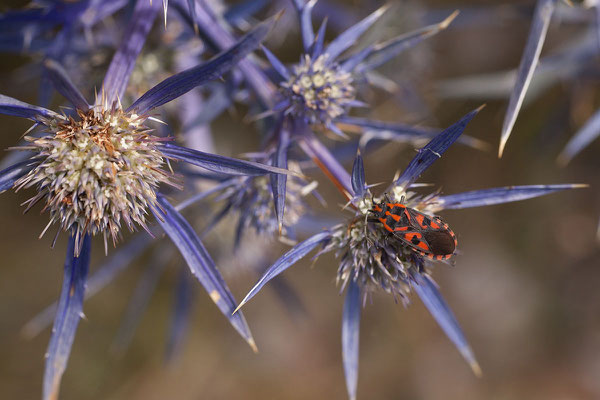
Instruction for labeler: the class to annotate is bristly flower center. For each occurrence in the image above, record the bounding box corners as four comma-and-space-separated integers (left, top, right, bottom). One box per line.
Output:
15, 108, 177, 254
281, 54, 355, 125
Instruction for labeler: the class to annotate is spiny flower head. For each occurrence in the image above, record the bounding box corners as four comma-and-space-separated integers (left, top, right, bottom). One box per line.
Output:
219, 162, 317, 238
326, 188, 446, 300
15, 107, 177, 252
257, 4, 459, 140
281, 54, 355, 125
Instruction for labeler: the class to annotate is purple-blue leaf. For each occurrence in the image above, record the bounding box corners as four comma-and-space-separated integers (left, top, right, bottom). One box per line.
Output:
162, 142, 292, 176
100, 0, 160, 106
271, 124, 290, 233
357, 11, 459, 73
558, 108, 600, 165
188, 1, 276, 107
128, 16, 274, 114
22, 234, 151, 339
341, 45, 373, 72
152, 195, 256, 350
324, 5, 387, 62
351, 151, 365, 197
338, 116, 488, 151
437, 184, 586, 210
300, 0, 317, 51
43, 234, 91, 400
411, 272, 481, 377
395, 106, 482, 189
337, 115, 437, 137
0, 94, 56, 121
43, 59, 89, 110
0, 159, 38, 193
342, 279, 361, 400
186, 0, 198, 33
311, 17, 328, 59
234, 231, 332, 313
499, 0, 555, 157
262, 45, 290, 80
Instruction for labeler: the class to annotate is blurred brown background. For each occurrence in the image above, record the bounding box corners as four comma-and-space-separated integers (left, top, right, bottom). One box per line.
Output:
1, 1, 599, 399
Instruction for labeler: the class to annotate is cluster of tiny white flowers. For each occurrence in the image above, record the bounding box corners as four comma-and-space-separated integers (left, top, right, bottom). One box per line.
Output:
15, 108, 176, 253
281, 54, 355, 125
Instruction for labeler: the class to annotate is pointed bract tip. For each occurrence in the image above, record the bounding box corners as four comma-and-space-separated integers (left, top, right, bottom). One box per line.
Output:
470, 359, 483, 378
460, 346, 482, 377
377, 3, 392, 16
498, 138, 507, 158
248, 338, 259, 353
568, 183, 590, 189
232, 302, 244, 315
440, 10, 460, 29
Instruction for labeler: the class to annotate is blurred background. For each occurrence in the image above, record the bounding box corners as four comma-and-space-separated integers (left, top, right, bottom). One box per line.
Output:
0, 0, 599, 399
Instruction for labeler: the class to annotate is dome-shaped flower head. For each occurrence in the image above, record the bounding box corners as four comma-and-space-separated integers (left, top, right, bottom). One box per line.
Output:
213, 161, 318, 243
231, 106, 586, 400
261, 1, 459, 136
0, 3, 287, 399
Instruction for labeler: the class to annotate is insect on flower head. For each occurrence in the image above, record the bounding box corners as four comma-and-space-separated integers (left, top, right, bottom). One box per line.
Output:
326, 186, 453, 300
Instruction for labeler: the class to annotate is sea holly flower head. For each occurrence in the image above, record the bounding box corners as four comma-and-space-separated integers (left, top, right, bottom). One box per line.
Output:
218, 162, 317, 239
258, 2, 460, 137
14, 105, 178, 253
281, 53, 356, 126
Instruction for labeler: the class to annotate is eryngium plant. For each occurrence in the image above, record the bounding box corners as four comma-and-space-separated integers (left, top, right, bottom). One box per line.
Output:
0, 6, 282, 399
232, 107, 585, 400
